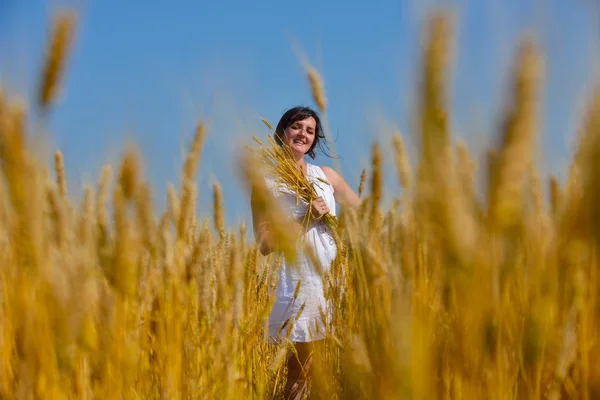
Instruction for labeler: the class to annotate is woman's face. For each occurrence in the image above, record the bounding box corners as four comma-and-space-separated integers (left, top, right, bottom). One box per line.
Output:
283, 117, 317, 159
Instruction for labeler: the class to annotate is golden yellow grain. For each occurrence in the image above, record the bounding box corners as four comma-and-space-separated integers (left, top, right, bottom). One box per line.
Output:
369, 143, 382, 225
549, 175, 562, 219
294, 303, 306, 321
38, 10, 77, 109
456, 140, 475, 197
177, 180, 194, 239
392, 130, 411, 190
0, 100, 27, 210
167, 183, 180, 224
96, 164, 111, 230
528, 165, 543, 220
414, 12, 457, 265
293, 280, 302, 300
212, 182, 225, 241
269, 346, 289, 372
419, 10, 452, 169
135, 183, 154, 250
117, 147, 140, 200
358, 168, 367, 197
79, 185, 94, 244
112, 185, 136, 298
488, 36, 543, 230
240, 151, 298, 261
239, 223, 247, 251
47, 185, 66, 248
3, 6, 600, 400
183, 122, 206, 183
0, 99, 43, 270
187, 186, 198, 243
54, 150, 67, 197
306, 66, 327, 113
260, 118, 274, 131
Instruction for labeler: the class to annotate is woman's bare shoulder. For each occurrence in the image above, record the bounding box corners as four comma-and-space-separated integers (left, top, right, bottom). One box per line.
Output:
318, 165, 361, 207
318, 165, 340, 182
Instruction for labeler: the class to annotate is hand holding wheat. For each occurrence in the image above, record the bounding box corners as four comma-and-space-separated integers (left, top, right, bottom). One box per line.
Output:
309, 196, 329, 220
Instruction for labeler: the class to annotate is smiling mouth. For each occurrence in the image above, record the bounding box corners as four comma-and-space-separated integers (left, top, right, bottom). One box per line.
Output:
293, 139, 306, 145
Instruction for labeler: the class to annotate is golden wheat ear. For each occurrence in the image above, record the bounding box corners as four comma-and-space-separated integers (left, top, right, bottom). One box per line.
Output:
182, 122, 206, 184
260, 118, 274, 131
212, 182, 225, 241
306, 66, 327, 113
488, 36, 543, 231
392, 130, 411, 191
38, 10, 77, 111
358, 168, 367, 197
54, 150, 67, 197
239, 151, 298, 263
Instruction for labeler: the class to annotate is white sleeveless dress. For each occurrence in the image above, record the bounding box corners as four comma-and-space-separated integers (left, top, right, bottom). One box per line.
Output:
264, 163, 337, 343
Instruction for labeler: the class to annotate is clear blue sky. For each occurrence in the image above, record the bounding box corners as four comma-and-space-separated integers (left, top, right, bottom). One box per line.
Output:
1, 0, 599, 228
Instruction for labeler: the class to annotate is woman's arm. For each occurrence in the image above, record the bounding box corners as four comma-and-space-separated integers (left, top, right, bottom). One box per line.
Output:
251, 188, 330, 256
320, 166, 362, 208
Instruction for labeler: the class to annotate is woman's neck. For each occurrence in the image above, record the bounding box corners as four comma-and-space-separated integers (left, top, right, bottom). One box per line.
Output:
294, 156, 307, 174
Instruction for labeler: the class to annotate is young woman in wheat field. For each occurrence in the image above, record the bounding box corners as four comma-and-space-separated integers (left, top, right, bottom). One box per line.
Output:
251, 106, 360, 398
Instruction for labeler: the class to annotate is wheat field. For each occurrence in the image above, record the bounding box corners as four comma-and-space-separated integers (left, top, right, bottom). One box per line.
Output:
0, 7, 599, 400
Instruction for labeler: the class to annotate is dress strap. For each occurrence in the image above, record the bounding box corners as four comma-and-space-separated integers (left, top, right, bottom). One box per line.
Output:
305, 163, 320, 178
307, 164, 334, 194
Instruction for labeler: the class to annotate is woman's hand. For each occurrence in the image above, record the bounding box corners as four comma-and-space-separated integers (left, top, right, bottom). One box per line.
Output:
252, 191, 330, 256
309, 197, 330, 220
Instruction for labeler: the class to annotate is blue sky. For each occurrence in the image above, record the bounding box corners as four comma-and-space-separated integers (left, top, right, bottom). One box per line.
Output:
1, 0, 599, 228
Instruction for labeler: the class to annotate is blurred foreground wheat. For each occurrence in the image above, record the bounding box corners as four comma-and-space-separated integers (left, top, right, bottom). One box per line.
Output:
0, 8, 599, 400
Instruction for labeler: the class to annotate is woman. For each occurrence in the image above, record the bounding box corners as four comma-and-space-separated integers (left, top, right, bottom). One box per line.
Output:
250, 106, 360, 398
